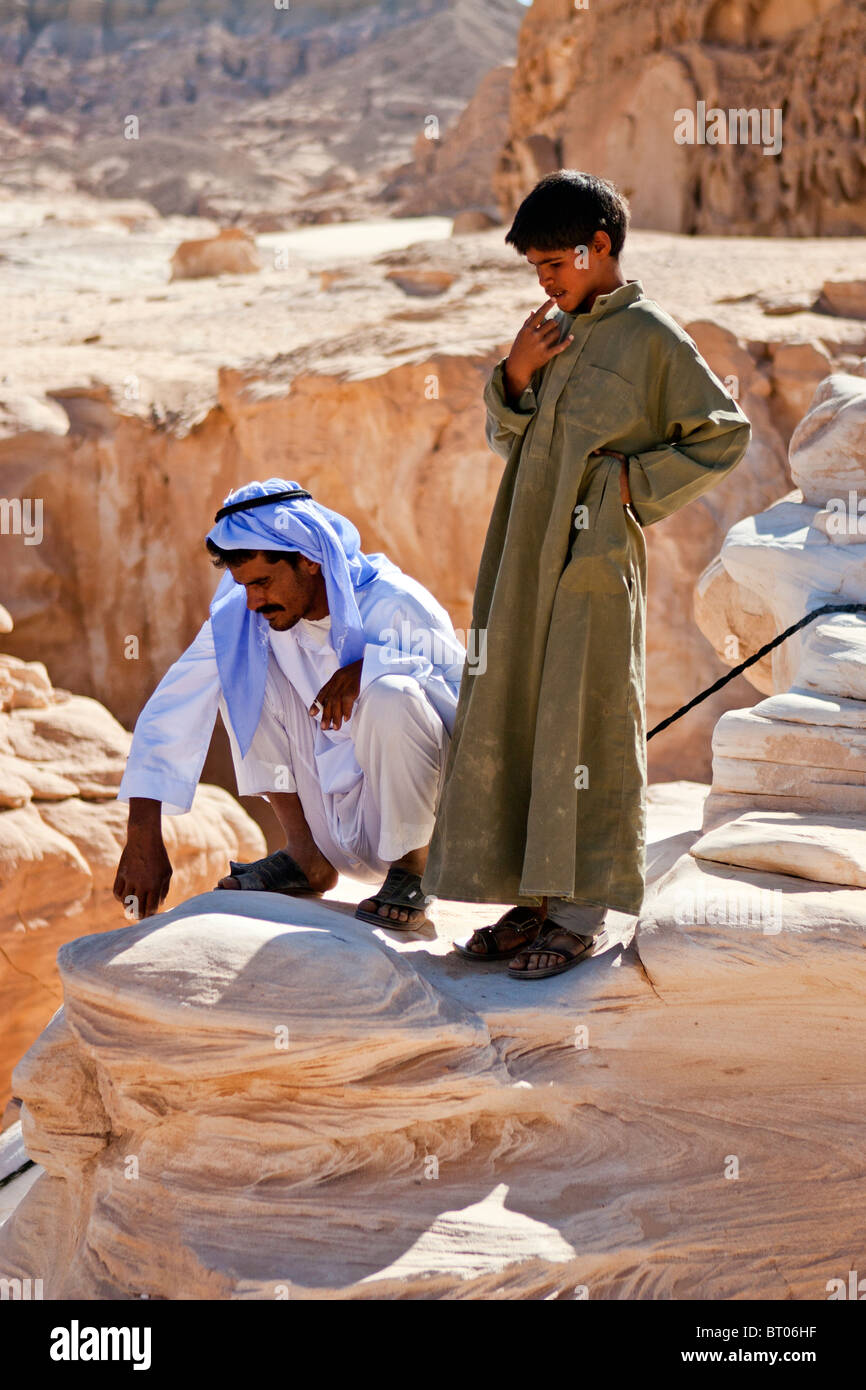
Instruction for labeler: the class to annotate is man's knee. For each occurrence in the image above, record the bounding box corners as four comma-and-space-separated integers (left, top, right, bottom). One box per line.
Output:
355, 674, 441, 738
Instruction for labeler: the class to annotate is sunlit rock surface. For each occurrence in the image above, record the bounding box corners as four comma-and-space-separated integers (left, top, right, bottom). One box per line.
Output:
3, 781, 863, 1300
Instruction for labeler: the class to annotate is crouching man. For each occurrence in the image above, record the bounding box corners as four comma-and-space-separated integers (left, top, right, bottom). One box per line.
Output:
113, 479, 465, 929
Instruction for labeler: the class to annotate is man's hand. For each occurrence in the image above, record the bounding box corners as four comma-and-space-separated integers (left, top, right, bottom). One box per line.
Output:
113, 799, 172, 920
503, 299, 574, 404
589, 448, 632, 505
312, 658, 363, 731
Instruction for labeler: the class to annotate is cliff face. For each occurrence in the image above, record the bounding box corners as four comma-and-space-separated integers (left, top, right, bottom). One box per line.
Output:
493, 0, 866, 236
0, 0, 523, 225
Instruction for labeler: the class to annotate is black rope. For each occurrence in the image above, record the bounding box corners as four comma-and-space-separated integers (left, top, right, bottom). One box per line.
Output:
647, 602, 866, 741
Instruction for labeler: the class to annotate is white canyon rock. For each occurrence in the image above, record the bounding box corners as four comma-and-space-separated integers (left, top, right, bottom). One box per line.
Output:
0, 610, 266, 1111
693, 373, 866, 884
2, 782, 864, 1299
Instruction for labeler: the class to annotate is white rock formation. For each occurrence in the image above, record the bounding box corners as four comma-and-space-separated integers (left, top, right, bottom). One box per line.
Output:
693, 374, 866, 883
3, 782, 863, 1300
0, 607, 266, 1110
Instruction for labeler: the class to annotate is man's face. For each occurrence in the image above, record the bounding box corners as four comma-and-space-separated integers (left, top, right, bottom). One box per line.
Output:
526, 233, 608, 314
227, 553, 327, 630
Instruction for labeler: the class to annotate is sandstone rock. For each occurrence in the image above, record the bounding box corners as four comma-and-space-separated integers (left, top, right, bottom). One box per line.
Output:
766, 339, 833, 440
692, 808, 866, 886
391, 64, 515, 220
0, 644, 266, 1110
788, 372, 866, 505
818, 281, 866, 320
170, 228, 262, 281
452, 210, 500, 235
756, 290, 818, 316
493, 0, 866, 238
385, 267, 455, 297
693, 553, 777, 695
0, 1, 522, 228
695, 373, 866, 881
2, 779, 864, 1298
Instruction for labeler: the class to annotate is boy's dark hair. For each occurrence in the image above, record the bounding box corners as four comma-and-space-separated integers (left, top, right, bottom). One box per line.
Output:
505, 170, 630, 258
205, 538, 303, 569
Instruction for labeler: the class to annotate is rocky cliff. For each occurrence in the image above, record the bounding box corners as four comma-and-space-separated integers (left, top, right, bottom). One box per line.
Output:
0, 0, 523, 225
493, 0, 866, 236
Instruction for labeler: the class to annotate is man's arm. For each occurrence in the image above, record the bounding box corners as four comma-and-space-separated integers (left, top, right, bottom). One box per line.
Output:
113, 797, 173, 920
624, 337, 751, 527
113, 619, 222, 919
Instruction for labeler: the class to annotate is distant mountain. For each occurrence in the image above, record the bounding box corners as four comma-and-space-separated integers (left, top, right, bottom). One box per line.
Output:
0, 0, 524, 225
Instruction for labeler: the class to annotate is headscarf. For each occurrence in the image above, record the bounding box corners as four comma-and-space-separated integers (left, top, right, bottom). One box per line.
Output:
206, 479, 394, 756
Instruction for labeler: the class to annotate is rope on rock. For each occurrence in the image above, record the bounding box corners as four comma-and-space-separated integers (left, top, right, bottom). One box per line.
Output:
647, 602, 866, 741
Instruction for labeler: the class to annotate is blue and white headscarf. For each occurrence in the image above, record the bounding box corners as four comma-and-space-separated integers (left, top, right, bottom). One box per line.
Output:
207, 479, 395, 757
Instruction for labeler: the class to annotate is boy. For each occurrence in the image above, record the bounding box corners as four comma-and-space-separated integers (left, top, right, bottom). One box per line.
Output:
422, 171, 751, 980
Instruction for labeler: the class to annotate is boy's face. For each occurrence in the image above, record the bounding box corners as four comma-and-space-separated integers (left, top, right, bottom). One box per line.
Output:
525, 234, 609, 314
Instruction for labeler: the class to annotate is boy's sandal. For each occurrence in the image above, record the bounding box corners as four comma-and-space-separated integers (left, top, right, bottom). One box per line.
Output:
219, 849, 317, 894
508, 926, 609, 980
354, 867, 432, 931
454, 905, 546, 961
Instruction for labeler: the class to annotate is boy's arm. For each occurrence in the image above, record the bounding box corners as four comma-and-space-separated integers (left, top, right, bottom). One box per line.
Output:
483, 358, 540, 459
624, 338, 751, 527
483, 301, 574, 458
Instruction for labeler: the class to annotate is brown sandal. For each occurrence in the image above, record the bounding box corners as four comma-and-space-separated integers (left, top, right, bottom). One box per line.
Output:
508, 926, 608, 980
454, 905, 546, 961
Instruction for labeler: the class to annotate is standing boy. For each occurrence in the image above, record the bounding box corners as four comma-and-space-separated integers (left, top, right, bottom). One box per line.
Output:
422, 171, 751, 979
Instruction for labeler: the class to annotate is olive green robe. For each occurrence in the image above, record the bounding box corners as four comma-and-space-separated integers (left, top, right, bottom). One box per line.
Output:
423, 279, 751, 916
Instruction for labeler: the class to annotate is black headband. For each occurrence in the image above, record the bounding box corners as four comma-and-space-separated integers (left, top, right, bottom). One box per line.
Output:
213, 488, 312, 523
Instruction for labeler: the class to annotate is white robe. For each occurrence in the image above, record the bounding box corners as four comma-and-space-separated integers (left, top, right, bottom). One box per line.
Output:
118, 569, 465, 880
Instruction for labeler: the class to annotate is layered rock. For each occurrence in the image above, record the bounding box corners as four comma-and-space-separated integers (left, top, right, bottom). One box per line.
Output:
493, 0, 866, 236
1, 781, 862, 1299
693, 373, 866, 884
0, 605, 266, 1110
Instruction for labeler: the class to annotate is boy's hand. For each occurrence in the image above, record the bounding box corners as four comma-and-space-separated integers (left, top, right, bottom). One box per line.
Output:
590, 448, 632, 505
503, 299, 574, 403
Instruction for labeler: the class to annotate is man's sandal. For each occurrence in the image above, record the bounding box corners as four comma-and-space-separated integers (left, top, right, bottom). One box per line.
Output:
508, 925, 609, 980
219, 849, 318, 894
354, 866, 432, 931
454, 905, 546, 961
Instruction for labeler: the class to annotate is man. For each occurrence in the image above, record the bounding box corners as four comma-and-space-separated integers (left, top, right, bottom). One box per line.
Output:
113, 479, 465, 928
423, 171, 751, 979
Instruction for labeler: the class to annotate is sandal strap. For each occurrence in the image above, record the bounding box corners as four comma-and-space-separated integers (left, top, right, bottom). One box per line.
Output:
469, 911, 544, 954
227, 850, 310, 892
514, 926, 589, 962
369, 867, 429, 913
